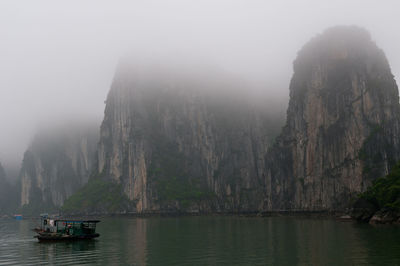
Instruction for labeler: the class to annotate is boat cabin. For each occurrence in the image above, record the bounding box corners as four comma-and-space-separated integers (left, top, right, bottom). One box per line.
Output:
38, 214, 99, 237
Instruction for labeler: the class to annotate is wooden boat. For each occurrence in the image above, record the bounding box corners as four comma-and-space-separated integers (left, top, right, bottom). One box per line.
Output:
34, 214, 100, 242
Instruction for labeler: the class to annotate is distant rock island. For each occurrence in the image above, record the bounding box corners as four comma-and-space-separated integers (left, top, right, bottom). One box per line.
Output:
19, 124, 99, 215
11, 26, 400, 222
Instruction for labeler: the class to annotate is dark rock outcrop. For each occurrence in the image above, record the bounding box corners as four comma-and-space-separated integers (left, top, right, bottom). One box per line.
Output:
368, 209, 400, 224
265, 26, 400, 211
351, 198, 378, 222
20, 123, 99, 210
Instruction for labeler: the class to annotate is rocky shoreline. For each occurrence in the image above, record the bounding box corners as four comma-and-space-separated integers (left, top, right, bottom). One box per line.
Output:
13, 209, 397, 225
56, 210, 347, 219
351, 198, 400, 225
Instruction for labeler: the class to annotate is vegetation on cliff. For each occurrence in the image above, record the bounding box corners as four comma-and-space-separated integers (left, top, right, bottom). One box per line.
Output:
359, 163, 400, 211
351, 162, 400, 223
61, 177, 130, 214
148, 124, 216, 209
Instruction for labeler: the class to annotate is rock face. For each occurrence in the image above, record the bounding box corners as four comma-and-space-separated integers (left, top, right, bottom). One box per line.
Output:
0, 162, 20, 214
20, 124, 99, 209
63, 26, 400, 214
0, 162, 9, 213
265, 26, 400, 211
0, 162, 7, 188
97, 63, 281, 212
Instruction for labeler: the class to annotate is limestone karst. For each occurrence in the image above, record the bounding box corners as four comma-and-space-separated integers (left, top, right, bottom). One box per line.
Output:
17, 26, 400, 214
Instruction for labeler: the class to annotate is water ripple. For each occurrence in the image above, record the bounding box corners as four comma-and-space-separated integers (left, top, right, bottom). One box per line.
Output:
1, 217, 400, 265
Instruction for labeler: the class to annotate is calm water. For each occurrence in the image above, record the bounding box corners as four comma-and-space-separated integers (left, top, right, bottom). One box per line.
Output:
0, 216, 400, 265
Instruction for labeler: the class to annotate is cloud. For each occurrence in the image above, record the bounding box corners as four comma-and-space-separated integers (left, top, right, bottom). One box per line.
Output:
0, 0, 399, 169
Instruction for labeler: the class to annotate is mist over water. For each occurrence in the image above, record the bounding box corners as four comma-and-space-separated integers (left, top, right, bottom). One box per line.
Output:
1, 0, 400, 176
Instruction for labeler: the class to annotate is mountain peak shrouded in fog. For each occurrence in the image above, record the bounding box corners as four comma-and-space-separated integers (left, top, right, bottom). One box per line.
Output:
1, 1, 400, 173
111, 58, 256, 100
265, 25, 400, 210
19, 121, 99, 211
2, 2, 400, 264
89, 58, 279, 213
294, 26, 390, 73
58, 25, 400, 214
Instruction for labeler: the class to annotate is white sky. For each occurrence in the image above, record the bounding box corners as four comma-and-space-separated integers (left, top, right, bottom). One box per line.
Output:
1, 0, 400, 169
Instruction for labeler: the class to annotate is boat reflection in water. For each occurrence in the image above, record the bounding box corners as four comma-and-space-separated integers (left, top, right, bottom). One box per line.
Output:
33, 214, 100, 242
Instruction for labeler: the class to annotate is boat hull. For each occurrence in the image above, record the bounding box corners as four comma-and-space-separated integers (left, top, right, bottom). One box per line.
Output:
35, 233, 100, 242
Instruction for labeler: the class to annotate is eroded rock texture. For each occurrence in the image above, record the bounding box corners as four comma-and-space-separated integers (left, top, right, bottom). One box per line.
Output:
97, 63, 281, 212
265, 26, 400, 211
59, 26, 400, 214
20, 124, 99, 208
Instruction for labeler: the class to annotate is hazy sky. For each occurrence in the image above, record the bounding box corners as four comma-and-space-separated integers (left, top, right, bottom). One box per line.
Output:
1, 0, 400, 170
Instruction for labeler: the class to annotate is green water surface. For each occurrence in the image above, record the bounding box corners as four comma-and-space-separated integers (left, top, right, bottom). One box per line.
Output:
0, 216, 399, 265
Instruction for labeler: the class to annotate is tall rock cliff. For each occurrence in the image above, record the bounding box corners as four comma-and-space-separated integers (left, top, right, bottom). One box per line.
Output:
265, 26, 400, 211
67, 26, 399, 214
0, 162, 9, 213
20, 123, 99, 210
96, 63, 281, 212
0, 162, 7, 187
0, 162, 20, 214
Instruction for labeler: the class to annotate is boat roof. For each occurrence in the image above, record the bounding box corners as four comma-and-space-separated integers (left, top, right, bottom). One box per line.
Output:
54, 220, 100, 223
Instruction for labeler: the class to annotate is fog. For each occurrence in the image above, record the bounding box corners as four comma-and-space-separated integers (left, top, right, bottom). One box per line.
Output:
1, 0, 400, 176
